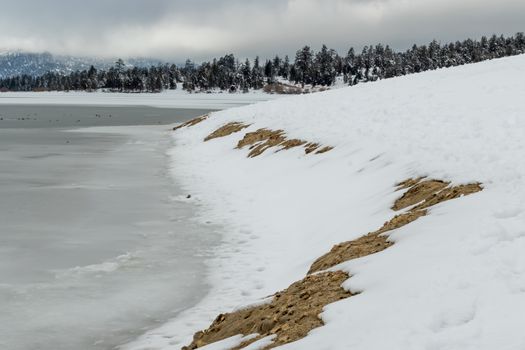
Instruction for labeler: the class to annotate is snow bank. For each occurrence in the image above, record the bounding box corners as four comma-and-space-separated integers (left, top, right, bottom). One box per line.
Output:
124, 55, 525, 349
0, 89, 279, 109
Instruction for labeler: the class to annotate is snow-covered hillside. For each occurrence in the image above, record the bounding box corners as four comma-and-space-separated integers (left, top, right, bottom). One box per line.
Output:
125, 54, 525, 350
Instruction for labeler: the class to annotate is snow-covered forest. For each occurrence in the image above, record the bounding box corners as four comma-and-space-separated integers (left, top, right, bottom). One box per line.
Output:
0, 52, 163, 80
1, 33, 524, 93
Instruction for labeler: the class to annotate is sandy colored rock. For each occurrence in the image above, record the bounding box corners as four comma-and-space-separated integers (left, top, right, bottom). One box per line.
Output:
178, 118, 334, 157
236, 128, 287, 157
395, 177, 425, 190
411, 183, 483, 210
376, 210, 427, 234
236, 128, 285, 149
304, 143, 320, 154
235, 127, 333, 157
309, 210, 426, 274
182, 271, 351, 350
310, 179, 482, 274
392, 180, 449, 211
277, 139, 307, 152
173, 115, 209, 130
309, 233, 393, 275
316, 146, 334, 154
204, 122, 250, 142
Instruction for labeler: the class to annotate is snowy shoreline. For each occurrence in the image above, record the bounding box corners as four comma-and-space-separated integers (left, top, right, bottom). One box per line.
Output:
124, 54, 525, 350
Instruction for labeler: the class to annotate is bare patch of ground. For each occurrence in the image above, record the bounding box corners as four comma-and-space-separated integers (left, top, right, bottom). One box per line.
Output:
310, 178, 482, 274
182, 271, 351, 350
277, 139, 307, 152
235, 128, 333, 157
181, 120, 334, 157
204, 122, 250, 142
262, 83, 330, 95
395, 177, 425, 190
262, 83, 303, 95
309, 233, 393, 275
236, 129, 287, 158
173, 115, 209, 131
182, 177, 482, 350
304, 143, 320, 154
410, 183, 483, 211
309, 210, 426, 274
392, 179, 448, 211
316, 146, 334, 154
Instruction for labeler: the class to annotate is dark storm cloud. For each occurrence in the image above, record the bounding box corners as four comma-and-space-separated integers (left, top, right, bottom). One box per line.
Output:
0, 0, 524, 61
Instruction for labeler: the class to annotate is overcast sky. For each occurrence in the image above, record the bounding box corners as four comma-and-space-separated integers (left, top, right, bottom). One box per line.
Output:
1, 0, 524, 61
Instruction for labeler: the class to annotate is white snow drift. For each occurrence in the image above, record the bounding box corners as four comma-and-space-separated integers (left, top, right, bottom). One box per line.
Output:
125, 54, 525, 350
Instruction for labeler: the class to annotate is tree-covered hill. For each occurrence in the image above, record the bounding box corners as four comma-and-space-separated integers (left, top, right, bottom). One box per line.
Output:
1, 33, 524, 93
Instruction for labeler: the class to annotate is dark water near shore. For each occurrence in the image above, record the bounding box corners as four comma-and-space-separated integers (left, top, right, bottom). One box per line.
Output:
0, 104, 214, 128
0, 105, 217, 350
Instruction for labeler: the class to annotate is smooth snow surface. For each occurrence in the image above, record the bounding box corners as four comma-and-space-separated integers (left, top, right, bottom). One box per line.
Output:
126, 55, 525, 350
0, 90, 279, 109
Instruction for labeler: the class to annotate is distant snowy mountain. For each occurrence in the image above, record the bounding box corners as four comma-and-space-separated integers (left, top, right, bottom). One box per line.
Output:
0, 51, 163, 78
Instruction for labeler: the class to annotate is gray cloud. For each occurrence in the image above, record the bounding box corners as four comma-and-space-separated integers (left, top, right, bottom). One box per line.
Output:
0, 0, 524, 61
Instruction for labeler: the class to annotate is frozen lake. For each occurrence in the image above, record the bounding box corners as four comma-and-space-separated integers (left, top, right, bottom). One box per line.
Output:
0, 105, 218, 349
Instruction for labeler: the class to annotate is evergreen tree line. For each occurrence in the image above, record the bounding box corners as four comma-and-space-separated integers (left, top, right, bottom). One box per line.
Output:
1, 33, 524, 93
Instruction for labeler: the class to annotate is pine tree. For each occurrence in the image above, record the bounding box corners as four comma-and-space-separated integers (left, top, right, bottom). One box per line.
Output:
280, 55, 290, 79
294, 46, 314, 86
264, 60, 275, 83
241, 58, 252, 92
251, 56, 264, 89
315, 44, 336, 86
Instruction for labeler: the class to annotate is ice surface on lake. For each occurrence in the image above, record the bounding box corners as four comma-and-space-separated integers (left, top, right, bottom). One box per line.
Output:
0, 89, 279, 109
0, 108, 219, 350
